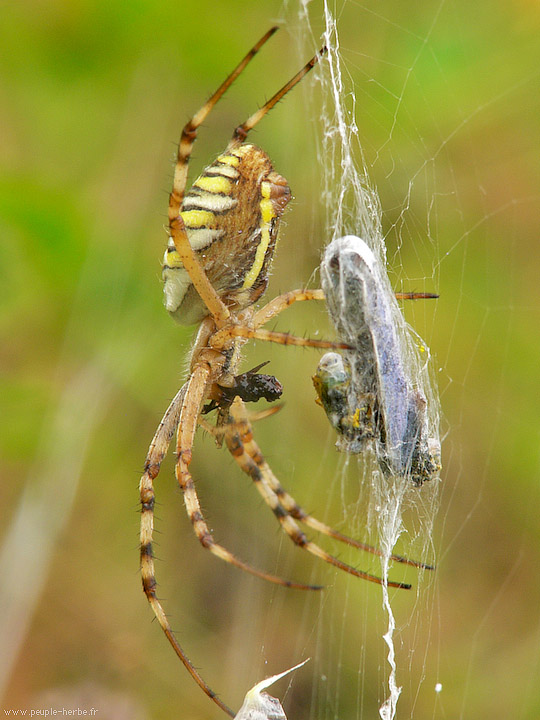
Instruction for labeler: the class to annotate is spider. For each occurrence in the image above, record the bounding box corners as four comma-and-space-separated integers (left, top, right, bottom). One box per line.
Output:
139, 27, 432, 717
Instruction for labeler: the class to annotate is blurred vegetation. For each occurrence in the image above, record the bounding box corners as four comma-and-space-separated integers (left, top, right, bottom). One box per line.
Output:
1, 1, 540, 719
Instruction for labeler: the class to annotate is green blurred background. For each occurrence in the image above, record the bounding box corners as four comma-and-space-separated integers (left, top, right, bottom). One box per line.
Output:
2, 1, 540, 718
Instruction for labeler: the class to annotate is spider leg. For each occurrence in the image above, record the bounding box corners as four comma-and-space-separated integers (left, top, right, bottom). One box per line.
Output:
176, 363, 323, 591
227, 399, 432, 571
199, 404, 282, 437
251, 288, 437, 329
252, 289, 325, 327
224, 399, 412, 589
169, 26, 278, 218
210, 287, 438, 348
241, 404, 283, 423
139, 385, 235, 717
168, 27, 281, 329
228, 46, 328, 148
140, 369, 318, 718
395, 291, 439, 300
169, 215, 231, 326
212, 325, 351, 350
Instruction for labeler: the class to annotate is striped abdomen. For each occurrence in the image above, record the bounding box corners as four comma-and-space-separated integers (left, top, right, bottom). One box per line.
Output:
163, 143, 291, 325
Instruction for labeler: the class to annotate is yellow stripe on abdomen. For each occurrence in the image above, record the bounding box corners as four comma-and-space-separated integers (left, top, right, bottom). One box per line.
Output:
217, 153, 241, 167
180, 209, 215, 227
242, 181, 276, 290
193, 175, 233, 195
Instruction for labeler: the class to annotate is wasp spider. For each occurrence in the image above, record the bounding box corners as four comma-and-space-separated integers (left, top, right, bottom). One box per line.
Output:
139, 28, 431, 716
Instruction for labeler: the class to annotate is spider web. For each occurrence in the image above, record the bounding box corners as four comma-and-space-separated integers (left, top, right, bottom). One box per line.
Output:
282, 3, 442, 718
251, 0, 540, 718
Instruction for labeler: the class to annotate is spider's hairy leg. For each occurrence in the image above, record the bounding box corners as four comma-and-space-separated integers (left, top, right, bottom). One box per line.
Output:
225, 400, 433, 570
139, 386, 235, 718
169, 26, 278, 219
140, 385, 184, 604
200, 404, 282, 437
176, 362, 323, 591
252, 287, 438, 329
229, 46, 328, 148
252, 289, 325, 327
212, 325, 352, 351
169, 215, 231, 327
395, 291, 439, 300
224, 399, 412, 589
168, 27, 282, 329
221, 287, 437, 350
